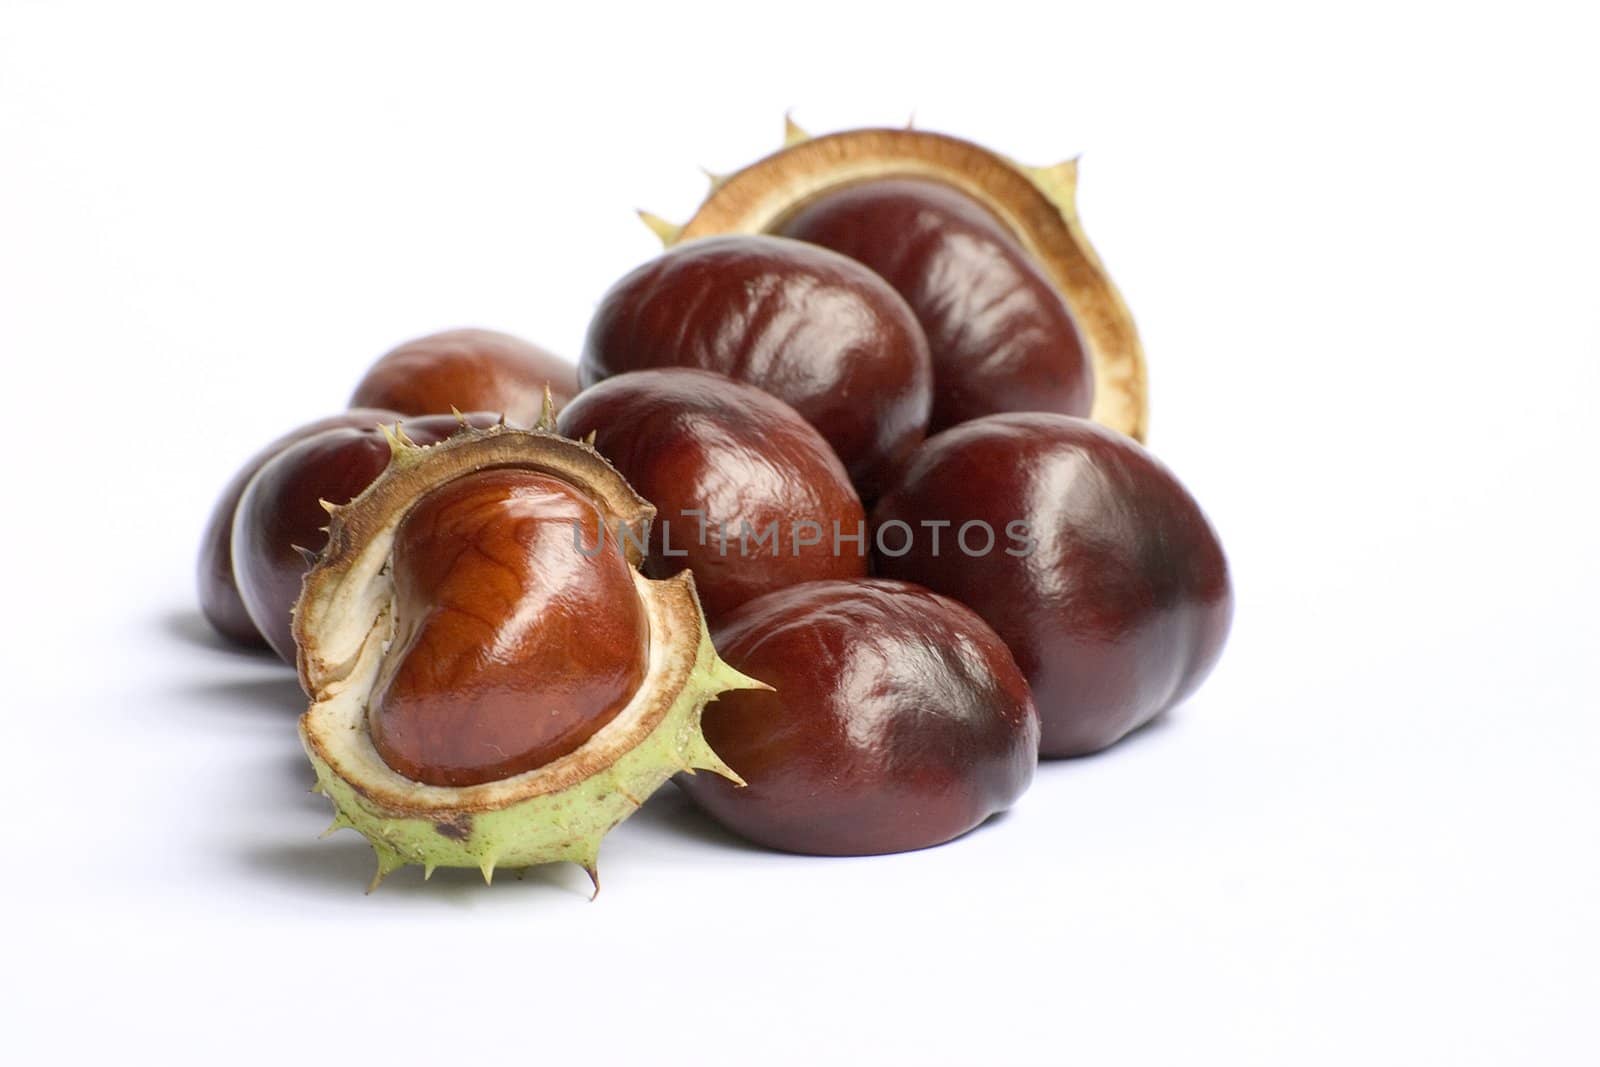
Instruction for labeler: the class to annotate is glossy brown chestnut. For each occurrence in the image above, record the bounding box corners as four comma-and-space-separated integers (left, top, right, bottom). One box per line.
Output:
349, 328, 578, 426
197, 408, 399, 648
556, 368, 867, 620
232, 412, 497, 664
579, 235, 933, 500
779, 177, 1094, 432
872, 414, 1232, 757
369, 468, 648, 787
680, 579, 1038, 855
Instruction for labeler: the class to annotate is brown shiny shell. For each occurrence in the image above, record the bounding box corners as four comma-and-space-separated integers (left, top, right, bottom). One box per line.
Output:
557, 368, 868, 621
871, 414, 1232, 757
656, 122, 1147, 441
779, 177, 1095, 433
197, 408, 398, 648
370, 468, 649, 787
680, 578, 1039, 856
349, 328, 578, 427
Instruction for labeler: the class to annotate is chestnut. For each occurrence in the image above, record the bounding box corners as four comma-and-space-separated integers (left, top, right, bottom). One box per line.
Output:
779, 177, 1094, 432
871, 414, 1232, 757
349, 328, 578, 426
232, 412, 497, 664
579, 234, 933, 500
556, 368, 867, 620
196, 408, 398, 648
679, 579, 1038, 856
294, 422, 765, 886
370, 468, 648, 787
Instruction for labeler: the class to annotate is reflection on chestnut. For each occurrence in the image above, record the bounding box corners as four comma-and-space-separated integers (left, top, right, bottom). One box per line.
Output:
872, 414, 1232, 757
579, 235, 932, 500
680, 579, 1038, 855
780, 177, 1094, 432
557, 368, 866, 621
197, 408, 398, 648
349, 328, 578, 427
231, 412, 497, 664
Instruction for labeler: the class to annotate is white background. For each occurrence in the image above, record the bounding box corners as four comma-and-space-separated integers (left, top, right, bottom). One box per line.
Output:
2, 2, 1595, 1063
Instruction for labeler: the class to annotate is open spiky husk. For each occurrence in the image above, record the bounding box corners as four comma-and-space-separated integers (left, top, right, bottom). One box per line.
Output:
642, 118, 1149, 442
292, 414, 766, 892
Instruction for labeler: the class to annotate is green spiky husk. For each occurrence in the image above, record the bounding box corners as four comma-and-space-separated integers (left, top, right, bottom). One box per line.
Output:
304, 619, 751, 890
292, 418, 767, 892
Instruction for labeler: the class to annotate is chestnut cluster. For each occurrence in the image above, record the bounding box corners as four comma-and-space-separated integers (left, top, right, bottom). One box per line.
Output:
199, 124, 1231, 875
